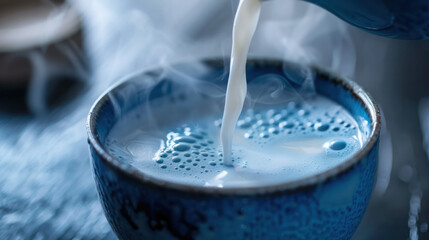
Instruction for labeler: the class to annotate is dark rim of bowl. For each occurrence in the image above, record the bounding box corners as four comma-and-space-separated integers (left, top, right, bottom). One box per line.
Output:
87, 58, 381, 196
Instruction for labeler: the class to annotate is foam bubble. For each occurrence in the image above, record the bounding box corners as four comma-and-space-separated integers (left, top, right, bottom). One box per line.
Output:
268, 127, 279, 135
297, 109, 309, 116
329, 140, 347, 151
259, 132, 269, 138
173, 143, 191, 152
316, 123, 330, 132
279, 121, 294, 129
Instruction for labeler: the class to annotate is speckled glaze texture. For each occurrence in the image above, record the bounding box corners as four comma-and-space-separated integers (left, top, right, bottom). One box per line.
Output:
87, 59, 380, 240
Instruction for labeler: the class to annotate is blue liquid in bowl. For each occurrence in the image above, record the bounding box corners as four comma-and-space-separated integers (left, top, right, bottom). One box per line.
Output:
106, 93, 367, 188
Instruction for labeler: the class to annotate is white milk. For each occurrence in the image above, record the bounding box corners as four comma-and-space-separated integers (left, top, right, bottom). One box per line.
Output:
221, 0, 262, 165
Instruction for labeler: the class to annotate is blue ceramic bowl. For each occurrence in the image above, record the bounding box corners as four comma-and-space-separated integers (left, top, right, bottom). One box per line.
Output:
87, 59, 381, 240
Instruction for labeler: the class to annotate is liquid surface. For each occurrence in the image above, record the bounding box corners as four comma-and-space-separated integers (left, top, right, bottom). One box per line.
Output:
106, 94, 366, 188
221, 0, 261, 165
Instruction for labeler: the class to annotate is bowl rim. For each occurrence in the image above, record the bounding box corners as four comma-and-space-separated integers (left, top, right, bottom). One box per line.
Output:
87, 58, 381, 196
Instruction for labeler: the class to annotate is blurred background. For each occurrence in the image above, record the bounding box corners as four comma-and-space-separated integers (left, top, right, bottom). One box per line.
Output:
0, 0, 428, 239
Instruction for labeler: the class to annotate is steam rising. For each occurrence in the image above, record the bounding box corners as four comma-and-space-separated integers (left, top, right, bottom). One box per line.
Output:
0, 0, 357, 238
252, 1, 356, 77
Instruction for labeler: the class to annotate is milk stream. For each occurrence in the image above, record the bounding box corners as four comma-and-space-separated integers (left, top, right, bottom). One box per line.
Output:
105, 0, 369, 188
221, 0, 261, 166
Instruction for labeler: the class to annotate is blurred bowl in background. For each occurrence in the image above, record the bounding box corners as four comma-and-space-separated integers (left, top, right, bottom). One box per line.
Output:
0, 0, 87, 114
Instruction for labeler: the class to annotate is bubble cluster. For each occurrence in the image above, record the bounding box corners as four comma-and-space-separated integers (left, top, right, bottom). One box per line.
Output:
212, 101, 356, 147
153, 127, 223, 173
147, 100, 360, 175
